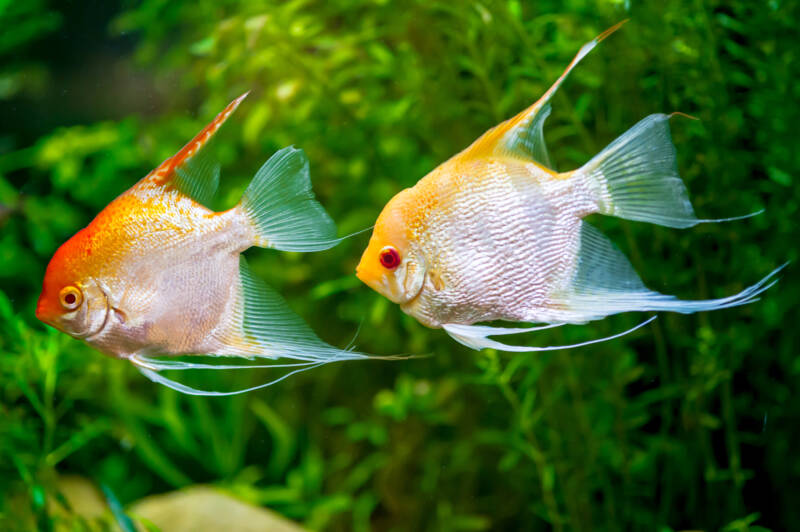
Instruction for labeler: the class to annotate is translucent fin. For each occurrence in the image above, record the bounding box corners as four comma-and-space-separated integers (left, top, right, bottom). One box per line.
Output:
461, 20, 628, 168
443, 316, 655, 352
239, 146, 340, 252
577, 114, 695, 227
130, 354, 321, 371
498, 102, 554, 169
138, 92, 248, 205
443, 322, 564, 337
576, 114, 760, 228
552, 222, 786, 322
126, 257, 383, 395
223, 256, 370, 362
172, 145, 220, 207
569, 221, 649, 297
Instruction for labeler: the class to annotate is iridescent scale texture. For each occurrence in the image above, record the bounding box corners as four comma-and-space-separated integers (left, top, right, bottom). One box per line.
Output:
72, 187, 253, 359
401, 158, 596, 327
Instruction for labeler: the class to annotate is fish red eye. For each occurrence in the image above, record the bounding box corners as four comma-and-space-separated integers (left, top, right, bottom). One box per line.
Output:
379, 247, 400, 269
59, 286, 82, 311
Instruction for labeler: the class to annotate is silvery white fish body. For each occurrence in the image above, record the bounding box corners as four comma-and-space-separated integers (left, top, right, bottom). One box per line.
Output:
36, 94, 367, 395
356, 22, 783, 351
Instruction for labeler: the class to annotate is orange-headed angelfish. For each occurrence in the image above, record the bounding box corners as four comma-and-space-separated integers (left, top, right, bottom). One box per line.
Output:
356, 21, 784, 351
36, 93, 366, 395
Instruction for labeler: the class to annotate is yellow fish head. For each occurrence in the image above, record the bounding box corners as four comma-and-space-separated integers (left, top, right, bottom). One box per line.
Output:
36, 228, 111, 341
356, 190, 426, 305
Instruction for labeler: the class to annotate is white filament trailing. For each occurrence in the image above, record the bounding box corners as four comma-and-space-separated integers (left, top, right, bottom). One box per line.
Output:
136, 362, 326, 396
443, 316, 656, 352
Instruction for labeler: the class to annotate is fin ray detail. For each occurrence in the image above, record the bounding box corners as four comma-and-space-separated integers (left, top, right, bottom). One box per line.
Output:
129, 257, 375, 395
551, 222, 786, 322
461, 21, 628, 168
138, 92, 249, 205
239, 146, 341, 252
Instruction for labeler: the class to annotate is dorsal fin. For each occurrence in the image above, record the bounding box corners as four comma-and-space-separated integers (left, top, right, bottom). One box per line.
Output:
138, 92, 249, 205
461, 20, 628, 169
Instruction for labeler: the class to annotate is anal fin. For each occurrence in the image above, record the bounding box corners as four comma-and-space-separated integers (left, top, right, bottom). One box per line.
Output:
552, 221, 785, 322
128, 257, 375, 395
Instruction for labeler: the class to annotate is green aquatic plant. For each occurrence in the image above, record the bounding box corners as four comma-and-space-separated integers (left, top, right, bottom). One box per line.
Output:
0, 0, 798, 530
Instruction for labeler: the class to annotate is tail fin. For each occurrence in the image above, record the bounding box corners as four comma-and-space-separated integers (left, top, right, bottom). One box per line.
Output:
577, 114, 758, 228
239, 146, 340, 252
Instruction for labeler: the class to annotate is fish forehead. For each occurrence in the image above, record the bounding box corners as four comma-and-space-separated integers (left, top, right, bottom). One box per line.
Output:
400, 158, 590, 326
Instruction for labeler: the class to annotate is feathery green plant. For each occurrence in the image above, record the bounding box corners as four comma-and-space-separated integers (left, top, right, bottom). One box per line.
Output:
0, 0, 797, 530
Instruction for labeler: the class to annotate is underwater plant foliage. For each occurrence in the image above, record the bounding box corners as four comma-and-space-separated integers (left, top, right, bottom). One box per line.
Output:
0, 0, 798, 530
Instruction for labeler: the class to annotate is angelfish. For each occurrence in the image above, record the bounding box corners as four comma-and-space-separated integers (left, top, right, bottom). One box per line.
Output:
355, 21, 783, 351
36, 94, 367, 395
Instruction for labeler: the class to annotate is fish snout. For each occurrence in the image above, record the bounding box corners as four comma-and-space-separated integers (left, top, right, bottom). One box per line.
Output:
356, 263, 402, 304
34, 298, 46, 324
356, 258, 424, 306
35, 290, 58, 327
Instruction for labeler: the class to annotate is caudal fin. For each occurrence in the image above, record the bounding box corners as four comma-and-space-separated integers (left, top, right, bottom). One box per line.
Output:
577, 114, 758, 228
239, 146, 340, 252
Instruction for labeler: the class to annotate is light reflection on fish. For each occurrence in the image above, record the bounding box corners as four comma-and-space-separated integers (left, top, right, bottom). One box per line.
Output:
36, 94, 367, 395
356, 21, 784, 351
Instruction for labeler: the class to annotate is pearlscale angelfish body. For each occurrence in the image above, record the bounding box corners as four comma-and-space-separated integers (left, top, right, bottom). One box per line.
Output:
356, 21, 783, 352
37, 94, 366, 395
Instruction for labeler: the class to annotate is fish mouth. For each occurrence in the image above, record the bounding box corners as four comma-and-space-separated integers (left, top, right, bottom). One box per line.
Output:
34, 297, 53, 327
356, 259, 426, 305
359, 272, 425, 306
355, 266, 398, 302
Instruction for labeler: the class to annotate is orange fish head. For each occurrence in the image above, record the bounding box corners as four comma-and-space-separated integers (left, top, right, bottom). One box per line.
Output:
356, 189, 426, 305
36, 230, 109, 340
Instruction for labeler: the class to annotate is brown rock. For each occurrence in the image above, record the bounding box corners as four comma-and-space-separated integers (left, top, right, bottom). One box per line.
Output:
129, 485, 306, 532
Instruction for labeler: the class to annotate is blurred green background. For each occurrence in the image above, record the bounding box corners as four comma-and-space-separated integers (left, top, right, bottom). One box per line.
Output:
1, 0, 798, 530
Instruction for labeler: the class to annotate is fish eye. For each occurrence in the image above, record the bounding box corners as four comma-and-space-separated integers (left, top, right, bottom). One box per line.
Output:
59, 286, 83, 311
379, 246, 401, 270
